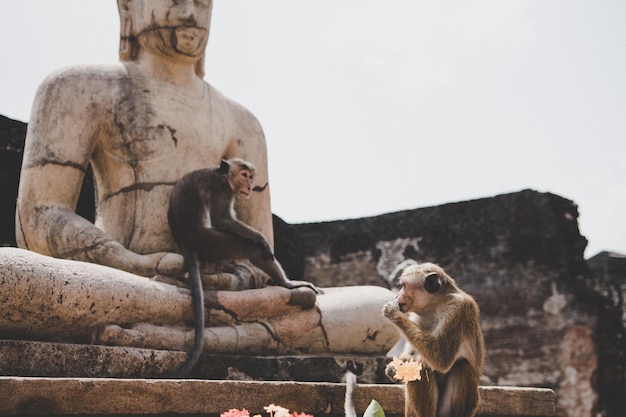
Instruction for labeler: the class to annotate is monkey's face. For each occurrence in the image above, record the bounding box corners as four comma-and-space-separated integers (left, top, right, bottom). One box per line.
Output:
395, 277, 432, 314
232, 169, 254, 199
395, 264, 444, 314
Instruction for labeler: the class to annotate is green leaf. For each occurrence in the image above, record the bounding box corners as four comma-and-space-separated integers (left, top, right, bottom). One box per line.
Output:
363, 400, 385, 417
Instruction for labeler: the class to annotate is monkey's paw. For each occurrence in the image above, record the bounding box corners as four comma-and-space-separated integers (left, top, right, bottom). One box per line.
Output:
286, 280, 322, 295
382, 301, 401, 320
384, 363, 397, 382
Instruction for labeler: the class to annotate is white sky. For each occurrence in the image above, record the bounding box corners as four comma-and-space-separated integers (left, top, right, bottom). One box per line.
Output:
1, 1, 625, 258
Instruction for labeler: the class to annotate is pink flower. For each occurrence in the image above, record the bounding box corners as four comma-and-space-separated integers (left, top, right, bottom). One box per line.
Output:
221, 404, 313, 417
221, 409, 250, 417
291, 412, 314, 417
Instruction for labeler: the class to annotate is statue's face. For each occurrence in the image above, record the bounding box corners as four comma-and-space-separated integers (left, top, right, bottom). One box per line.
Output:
128, 0, 212, 61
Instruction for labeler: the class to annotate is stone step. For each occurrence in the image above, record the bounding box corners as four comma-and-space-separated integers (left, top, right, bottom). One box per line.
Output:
0, 340, 387, 383
1, 377, 555, 417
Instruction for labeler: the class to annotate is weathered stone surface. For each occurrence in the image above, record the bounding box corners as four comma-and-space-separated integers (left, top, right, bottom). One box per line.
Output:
587, 250, 626, 326
0, 376, 556, 417
0, 340, 388, 382
0, 340, 181, 379
0, 248, 190, 343
0, 248, 397, 355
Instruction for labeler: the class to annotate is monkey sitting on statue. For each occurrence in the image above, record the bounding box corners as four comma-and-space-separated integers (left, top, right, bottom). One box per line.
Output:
167, 157, 318, 377
382, 262, 485, 417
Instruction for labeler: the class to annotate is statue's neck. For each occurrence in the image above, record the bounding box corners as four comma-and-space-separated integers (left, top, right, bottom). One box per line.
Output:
131, 50, 201, 88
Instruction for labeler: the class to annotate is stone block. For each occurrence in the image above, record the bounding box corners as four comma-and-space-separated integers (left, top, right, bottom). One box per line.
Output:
0, 377, 556, 417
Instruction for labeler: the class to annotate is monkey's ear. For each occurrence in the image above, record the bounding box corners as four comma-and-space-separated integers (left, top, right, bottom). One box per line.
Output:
219, 159, 230, 174
424, 273, 441, 293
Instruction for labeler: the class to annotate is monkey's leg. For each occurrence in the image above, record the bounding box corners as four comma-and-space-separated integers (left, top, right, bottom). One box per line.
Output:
190, 228, 288, 284
437, 359, 480, 417
249, 257, 289, 284
192, 229, 318, 292
406, 375, 437, 417
191, 228, 260, 261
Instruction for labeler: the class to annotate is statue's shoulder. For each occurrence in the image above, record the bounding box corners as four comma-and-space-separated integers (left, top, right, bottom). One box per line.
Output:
38, 63, 129, 93
32, 64, 131, 114
208, 84, 263, 134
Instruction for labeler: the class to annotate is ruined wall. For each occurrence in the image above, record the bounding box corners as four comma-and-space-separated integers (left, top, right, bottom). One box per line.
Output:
0, 115, 26, 246
273, 191, 625, 417
587, 251, 626, 328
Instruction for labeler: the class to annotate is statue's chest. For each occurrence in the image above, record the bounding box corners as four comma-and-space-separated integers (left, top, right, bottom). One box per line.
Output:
103, 84, 227, 166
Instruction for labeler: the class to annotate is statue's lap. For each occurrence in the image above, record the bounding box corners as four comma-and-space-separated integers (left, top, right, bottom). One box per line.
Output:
0, 247, 398, 354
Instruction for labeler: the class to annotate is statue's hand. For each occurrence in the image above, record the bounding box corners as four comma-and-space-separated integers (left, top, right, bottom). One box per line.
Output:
140, 252, 185, 277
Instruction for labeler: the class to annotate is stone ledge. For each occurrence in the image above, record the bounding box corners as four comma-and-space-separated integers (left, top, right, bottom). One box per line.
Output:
0, 340, 387, 383
1, 377, 555, 417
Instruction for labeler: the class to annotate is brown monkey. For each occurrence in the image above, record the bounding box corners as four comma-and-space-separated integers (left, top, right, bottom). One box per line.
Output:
167, 157, 318, 377
382, 262, 485, 417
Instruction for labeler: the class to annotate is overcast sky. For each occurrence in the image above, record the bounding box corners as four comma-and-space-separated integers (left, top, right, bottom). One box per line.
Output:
1, 1, 624, 258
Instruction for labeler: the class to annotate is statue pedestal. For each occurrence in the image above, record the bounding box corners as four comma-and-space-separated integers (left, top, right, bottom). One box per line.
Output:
0, 372, 556, 417
0, 340, 388, 382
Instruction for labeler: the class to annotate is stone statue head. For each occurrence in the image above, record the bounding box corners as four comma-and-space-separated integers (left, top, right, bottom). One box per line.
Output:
117, 0, 212, 77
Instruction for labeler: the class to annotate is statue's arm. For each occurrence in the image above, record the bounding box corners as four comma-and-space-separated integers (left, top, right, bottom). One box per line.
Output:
16, 70, 183, 277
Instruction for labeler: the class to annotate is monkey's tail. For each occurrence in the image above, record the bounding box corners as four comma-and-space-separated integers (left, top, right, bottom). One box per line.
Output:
169, 249, 205, 378
344, 370, 357, 417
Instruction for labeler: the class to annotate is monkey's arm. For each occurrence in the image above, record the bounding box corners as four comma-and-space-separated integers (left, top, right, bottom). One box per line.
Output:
213, 215, 264, 240
223, 101, 274, 245
211, 208, 274, 258
382, 300, 468, 373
